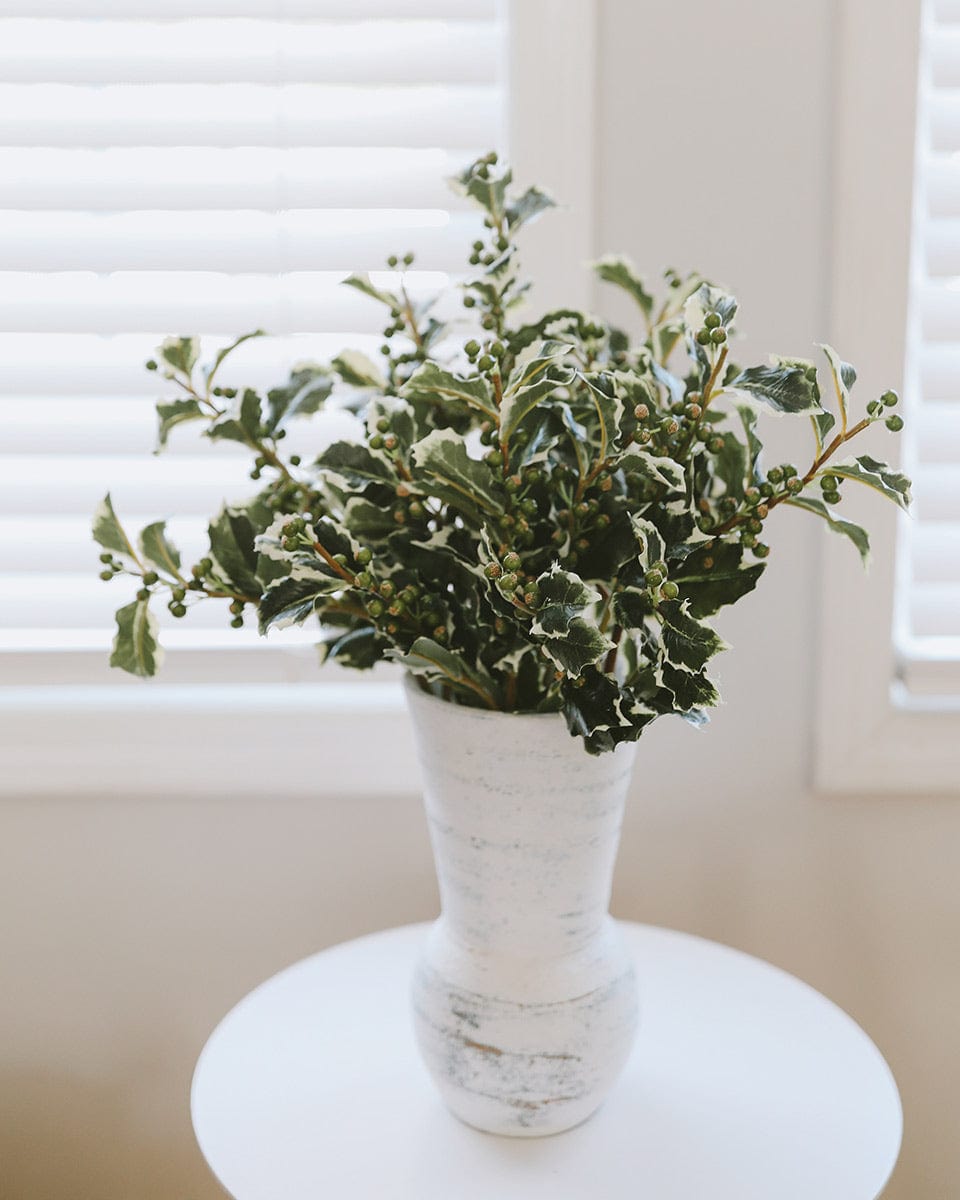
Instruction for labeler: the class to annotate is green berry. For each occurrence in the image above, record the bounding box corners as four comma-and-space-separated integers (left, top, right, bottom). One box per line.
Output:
661, 581, 679, 599
99, 552, 113, 564
704, 312, 722, 329
383, 434, 398, 451
376, 417, 390, 433
881, 390, 898, 407
463, 295, 476, 309
484, 449, 503, 468
504, 474, 521, 492
464, 339, 480, 357
145, 359, 158, 371
820, 474, 838, 490
478, 354, 495, 371
99, 569, 114, 582
369, 434, 384, 450
634, 403, 649, 421
822, 490, 841, 505
782, 464, 798, 479
502, 551, 521, 572
230, 616, 244, 628
356, 547, 372, 566
170, 602, 187, 618
408, 501, 426, 520
142, 570, 158, 585
402, 252, 414, 266
786, 477, 804, 494
709, 327, 727, 344
172, 587, 186, 602
753, 543, 770, 558
744, 487, 760, 506
355, 571, 373, 588
645, 568, 664, 587
767, 466, 784, 484
885, 414, 904, 432
499, 572, 518, 593
386, 255, 398, 267
367, 599, 384, 618
484, 562, 503, 580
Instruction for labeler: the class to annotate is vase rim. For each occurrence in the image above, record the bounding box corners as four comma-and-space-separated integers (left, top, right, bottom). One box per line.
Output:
402, 671, 565, 724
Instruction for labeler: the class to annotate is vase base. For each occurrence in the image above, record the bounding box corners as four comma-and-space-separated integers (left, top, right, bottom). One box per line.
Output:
412, 934, 639, 1138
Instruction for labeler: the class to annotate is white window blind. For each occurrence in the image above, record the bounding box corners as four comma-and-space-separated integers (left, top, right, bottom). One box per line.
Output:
897, 0, 960, 700
0, 1, 507, 692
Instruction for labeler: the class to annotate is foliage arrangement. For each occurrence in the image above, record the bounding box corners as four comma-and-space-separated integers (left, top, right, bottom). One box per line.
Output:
95, 154, 911, 753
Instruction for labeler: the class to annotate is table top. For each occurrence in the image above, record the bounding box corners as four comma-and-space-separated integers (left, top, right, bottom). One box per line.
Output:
192, 921, 902, 1200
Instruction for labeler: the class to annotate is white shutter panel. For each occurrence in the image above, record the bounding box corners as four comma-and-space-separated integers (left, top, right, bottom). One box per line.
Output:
0, 2, 507, 689
897, 0, 960, 697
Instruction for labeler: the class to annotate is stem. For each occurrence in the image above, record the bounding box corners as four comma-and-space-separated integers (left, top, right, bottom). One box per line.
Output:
603, 625, 623, 675
711, 415, 873, 536
399, 280, 425, 353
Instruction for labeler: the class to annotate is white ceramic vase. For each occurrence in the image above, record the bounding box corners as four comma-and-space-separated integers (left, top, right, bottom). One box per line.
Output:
404, 677, 639, 1137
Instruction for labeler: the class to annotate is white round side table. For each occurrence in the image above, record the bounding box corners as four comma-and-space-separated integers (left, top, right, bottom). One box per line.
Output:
191, 922, 902, 1200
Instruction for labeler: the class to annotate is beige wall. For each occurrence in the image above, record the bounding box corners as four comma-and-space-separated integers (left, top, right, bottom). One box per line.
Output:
2, 2, 958, 1197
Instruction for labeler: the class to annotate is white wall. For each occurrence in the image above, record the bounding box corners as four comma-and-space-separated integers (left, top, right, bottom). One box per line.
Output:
1, 2, 958, 1197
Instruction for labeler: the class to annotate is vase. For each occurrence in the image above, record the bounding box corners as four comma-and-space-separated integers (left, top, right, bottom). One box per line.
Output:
404, 676, 639, 1137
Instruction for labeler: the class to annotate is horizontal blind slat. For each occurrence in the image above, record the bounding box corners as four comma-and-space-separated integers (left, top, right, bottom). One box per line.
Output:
0, 147, 478, 211
0, 83, 501, 148
0, 211, 479, 272
0, 333, 383, 393
0, 271, 455, 333
0, 20, 500, 85
0, 1, 497, 18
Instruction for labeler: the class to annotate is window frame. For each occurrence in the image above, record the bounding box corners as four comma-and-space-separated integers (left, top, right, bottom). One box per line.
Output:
814, 0, 960, 793
0, 0, 599, 799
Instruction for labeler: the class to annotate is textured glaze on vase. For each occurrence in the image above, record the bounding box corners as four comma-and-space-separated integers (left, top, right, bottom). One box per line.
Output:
404, 678, 639, 1137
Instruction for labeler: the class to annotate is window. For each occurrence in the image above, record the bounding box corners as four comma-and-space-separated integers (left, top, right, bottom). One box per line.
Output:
0, 0, 597, 797
816, 0, 960, 793
895, 0, 960, 703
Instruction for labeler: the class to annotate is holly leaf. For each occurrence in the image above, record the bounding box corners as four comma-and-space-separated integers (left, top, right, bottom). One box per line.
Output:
319, 624, 383, 670
342, 273, 397, 308
138, 521, 182, 578
827, 455, 912, 511
784, 495, 871, 564
258, 576, 334, 633
531, 565, 601, 636
453, 162, 511, 225
156, 398, 204, 448
390, 637, 500, 708
410, 429, 505, 521
402, 362, 497, 420
539, 619, 612, 678
207, 505, 261, 596
661, 660, 719, 712
819, 343, 856, 430
506, 185, 555, 232
157, 335, 199, 379
658, 601, 726, 672
670, 541, 765, 618
580, 372, 625, 464
92, 494, 139, 563
110, 598, 163, 677
729, 359, 821, 414
314, 441, 395, 490
207, 388, 262, 444
343, 497, 401, 542
332, 349, 385, 389
266, 364, 333, 432
594, 256, 654, 319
